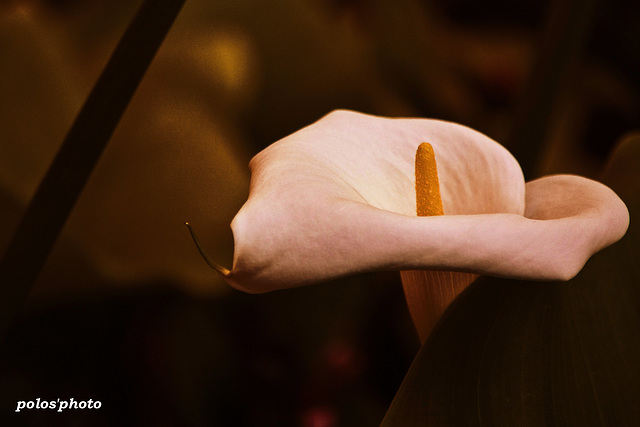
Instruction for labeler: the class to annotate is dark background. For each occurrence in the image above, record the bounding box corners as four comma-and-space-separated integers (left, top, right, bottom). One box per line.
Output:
1, 0, 638, 425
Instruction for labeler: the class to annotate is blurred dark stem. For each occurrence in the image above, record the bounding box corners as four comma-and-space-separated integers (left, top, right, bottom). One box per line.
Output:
508, 0, 599, 179
0, 0, 185, 339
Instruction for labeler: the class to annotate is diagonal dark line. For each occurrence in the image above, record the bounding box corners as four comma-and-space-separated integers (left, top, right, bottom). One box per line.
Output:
0, 0, 186, 339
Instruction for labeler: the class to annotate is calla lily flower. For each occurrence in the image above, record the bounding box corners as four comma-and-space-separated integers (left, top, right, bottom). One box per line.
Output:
212, 110, 629, 306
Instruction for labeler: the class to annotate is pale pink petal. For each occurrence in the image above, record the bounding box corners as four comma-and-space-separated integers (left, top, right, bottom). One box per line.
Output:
223, 110, 529, 292
220, 110, 628, 293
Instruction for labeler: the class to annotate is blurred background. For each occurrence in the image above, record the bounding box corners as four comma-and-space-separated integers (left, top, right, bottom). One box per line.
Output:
0, 0, 638, 425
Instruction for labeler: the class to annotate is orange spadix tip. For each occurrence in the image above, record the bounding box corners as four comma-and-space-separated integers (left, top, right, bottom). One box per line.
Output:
415, 142, 444, 216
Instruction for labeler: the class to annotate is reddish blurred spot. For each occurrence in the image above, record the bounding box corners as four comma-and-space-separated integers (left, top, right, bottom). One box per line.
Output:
299, 405, 338, 427
324, 339, 365, 378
